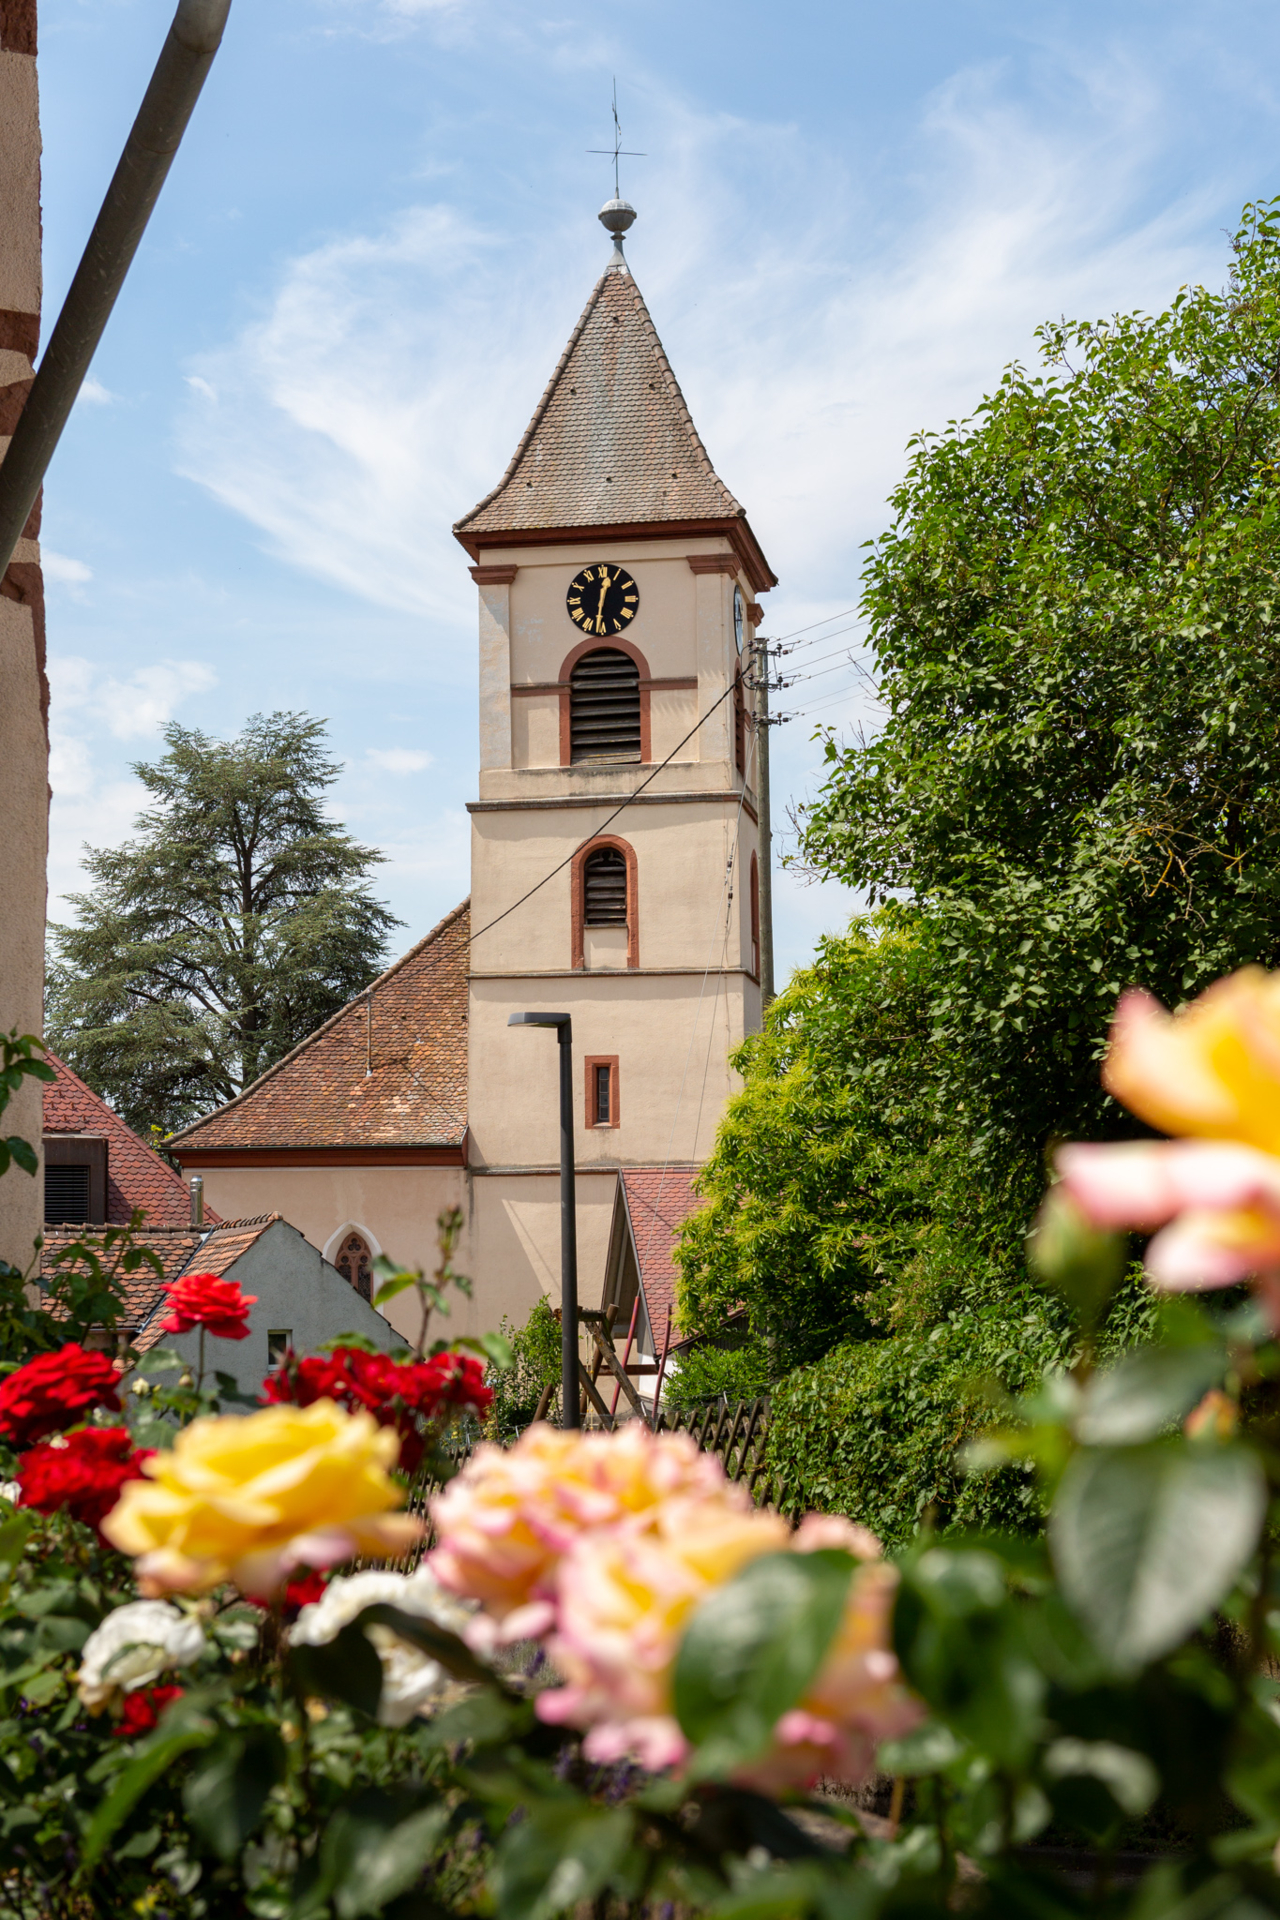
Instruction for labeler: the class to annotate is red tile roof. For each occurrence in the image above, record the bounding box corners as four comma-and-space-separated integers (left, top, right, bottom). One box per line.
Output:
40, 1213, 280, 1345
168, 902, 469, 1152
455, 268, 751, 539
619, 1167, 706, 1339
43, 1052, 214, 1229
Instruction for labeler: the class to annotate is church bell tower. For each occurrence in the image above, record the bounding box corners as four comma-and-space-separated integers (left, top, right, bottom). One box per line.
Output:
454, 196, 777, 1315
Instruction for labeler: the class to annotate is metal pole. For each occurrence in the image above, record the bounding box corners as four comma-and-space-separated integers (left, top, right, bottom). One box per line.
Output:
508, 1012, 581, 1430
755, 632, 776, 1006
557, 1023, 581, 1429
0, 0, 233, 576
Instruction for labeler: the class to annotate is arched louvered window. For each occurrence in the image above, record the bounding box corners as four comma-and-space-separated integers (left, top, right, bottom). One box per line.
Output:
570, 649, 641, 765
336, 1231, 373, 1302
584, 846, 628, 926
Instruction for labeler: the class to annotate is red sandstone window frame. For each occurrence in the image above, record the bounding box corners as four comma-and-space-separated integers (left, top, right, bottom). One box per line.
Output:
571, 834, 639, 969
749, 852, 760, 981
584, 1055, 620, 1129
558, 636, 652, 767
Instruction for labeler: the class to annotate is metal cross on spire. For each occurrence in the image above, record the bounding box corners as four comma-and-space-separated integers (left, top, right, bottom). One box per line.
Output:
588, 79, 645, 200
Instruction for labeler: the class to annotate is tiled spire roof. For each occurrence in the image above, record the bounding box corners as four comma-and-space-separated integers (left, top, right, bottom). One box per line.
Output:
455, 266, 755, 543
168, 901, 469, 1152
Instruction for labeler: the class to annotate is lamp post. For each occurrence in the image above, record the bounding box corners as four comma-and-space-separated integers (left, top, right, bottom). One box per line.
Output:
508, 1012, 580, 1428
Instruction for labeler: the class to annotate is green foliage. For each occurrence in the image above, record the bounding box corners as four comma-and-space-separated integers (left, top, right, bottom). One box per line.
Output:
676, 915, 1029, 1379
799, 198, 1280, 1165
487, 1294, 562, 1438
46, 711, 400, 1136
665, 1335, 773, 1411
767, 1271, 1159, 1548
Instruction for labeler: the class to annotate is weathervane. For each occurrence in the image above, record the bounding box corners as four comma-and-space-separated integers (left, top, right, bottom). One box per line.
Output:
588, 80, 645, 199
589, 81, 643, 266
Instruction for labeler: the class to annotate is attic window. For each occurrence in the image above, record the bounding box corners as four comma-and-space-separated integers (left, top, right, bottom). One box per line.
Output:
570, 649, 641, 765
45, 1163, 90, 1224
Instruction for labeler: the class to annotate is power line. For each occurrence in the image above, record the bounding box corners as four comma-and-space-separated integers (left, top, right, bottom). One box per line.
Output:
470, 679, 739, 948
768, 606, 860, 651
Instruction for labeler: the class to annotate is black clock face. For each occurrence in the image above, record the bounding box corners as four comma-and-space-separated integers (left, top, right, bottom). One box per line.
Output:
566, 563, 639, 638
734, 586, 745, 654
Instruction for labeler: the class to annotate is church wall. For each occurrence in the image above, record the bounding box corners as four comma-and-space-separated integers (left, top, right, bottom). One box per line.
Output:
0, 17, 45, 1271
469, 1167, 619, 1326
470, 798, 756, 977
467, 970, 749, 1171
184, 1162, 476, 1346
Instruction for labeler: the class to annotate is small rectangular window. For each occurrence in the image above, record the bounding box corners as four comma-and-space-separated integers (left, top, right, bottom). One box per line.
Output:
267, 1330, 292, 1366
584, 1056, 619, 1129
45, 1163, 90, 1224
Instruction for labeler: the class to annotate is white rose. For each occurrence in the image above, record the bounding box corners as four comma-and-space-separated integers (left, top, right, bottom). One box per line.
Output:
77, 1600, 207, 1710
289, 1566, 475, 1728
0, 1482, 19, 1506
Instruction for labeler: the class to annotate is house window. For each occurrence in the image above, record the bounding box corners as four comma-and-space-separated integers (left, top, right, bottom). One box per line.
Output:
584, 846, 628, 925
584, 1056, 620, 1129
45, 1162, 90, 1224
268, 1330, 293, 1366
570, 649, 641, 764
750, 853, 761, 980
337, 1231, 373, 1301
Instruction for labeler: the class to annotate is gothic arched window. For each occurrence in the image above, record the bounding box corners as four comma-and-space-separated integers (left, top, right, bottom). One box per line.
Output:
570, 648, 641, 764
336, 1231, 373, 1302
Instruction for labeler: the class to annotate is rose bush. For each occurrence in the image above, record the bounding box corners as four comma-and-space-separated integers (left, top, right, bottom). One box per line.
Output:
0, 1341, 122, 1444
263, 1341, 492, 1471
15, 1007, 1280, 1918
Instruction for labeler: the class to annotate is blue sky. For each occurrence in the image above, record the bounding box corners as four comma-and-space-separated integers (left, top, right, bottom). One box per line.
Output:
37, 0, 1280, 981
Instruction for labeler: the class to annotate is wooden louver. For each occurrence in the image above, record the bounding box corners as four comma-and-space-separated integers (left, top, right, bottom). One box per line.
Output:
584, 846, 628, 925
570, 649, 641, 764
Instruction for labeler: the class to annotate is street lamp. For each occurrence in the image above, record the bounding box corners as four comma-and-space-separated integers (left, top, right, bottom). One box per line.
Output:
508, 1012, 580, 1428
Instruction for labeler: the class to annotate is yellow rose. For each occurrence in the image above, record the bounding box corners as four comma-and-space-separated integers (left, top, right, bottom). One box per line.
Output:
102, 1400, 424, 1598
1104, 970, 1280, 1154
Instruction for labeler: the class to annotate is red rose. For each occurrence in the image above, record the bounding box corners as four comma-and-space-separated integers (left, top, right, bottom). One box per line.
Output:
18, 1427, 154, 1535
161, 1271, 256, 1340
282, 1568, 329, 1620
0, 1344, 122, 1448
262, 1345, 492, 1473
114, 1685, 183, 1739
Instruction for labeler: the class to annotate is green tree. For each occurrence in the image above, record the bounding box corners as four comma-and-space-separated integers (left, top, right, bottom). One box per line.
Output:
800, 198, 1280, 1169
47, 711, 399, 1135
675, 916, 1032, 1379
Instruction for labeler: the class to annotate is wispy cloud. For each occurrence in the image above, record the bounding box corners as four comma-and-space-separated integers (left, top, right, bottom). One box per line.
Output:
47, 657, 219, 921
367, 746, 433, 774
75, 376, 114, 407
41, 549, 93, 588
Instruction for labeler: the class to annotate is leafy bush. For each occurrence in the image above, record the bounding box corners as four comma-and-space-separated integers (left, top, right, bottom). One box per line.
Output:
485, 1293, 561, 1438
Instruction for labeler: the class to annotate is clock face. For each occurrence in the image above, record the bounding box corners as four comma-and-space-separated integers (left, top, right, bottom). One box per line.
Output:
733, 586, 745, 654
566, 563, 639, 638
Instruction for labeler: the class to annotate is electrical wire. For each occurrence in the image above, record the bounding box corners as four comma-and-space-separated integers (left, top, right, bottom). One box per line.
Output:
767, 606, 860, 651
470, 678, 739, 947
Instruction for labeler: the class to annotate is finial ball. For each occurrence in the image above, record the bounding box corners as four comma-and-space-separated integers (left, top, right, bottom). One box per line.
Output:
599, 197, 637, 236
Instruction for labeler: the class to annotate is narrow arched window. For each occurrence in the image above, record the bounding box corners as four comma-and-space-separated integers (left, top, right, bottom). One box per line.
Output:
336, 1230, 373, 1302
584, 846, 628, 926
750, 853, 760, 979
570, 649, 641, 764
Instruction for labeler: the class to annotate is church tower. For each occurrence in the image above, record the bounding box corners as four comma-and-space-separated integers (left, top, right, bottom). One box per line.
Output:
454, 198, 777, 1315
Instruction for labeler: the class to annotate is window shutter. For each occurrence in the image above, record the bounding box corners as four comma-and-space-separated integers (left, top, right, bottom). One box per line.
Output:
46, 1163, 90, 1224
584, 847, 628, 925
570, 649, 641, 764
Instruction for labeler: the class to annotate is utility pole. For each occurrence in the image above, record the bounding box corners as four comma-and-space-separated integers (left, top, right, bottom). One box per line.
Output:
754, 631, 775, 1006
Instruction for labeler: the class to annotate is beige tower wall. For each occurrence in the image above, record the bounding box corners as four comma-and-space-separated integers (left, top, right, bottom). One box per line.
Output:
0, 11, 45, 1272
466, 532, 765, 1322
